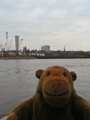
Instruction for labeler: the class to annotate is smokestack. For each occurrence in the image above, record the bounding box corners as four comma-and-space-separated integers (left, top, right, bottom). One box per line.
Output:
6, 32, 9, 51
6, 32, 8, 39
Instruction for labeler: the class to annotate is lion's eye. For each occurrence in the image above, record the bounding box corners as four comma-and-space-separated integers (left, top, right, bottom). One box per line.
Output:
47, 72, 50, 76
63, 73, 66, 77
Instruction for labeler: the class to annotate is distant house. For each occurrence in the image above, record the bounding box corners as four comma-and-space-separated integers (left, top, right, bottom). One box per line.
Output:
41, 45, 50, 51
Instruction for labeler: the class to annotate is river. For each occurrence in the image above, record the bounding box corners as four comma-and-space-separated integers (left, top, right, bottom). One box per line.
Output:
0, 59, 90, 117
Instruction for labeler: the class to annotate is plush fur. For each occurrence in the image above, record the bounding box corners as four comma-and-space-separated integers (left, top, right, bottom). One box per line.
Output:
7, 66, 90, 120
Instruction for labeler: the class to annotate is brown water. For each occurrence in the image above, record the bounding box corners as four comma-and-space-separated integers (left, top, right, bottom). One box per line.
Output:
0, 59, 90, 116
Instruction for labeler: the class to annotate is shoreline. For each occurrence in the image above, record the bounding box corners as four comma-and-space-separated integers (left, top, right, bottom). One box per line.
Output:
0, 56, 37, 60
0, 56, 90, 60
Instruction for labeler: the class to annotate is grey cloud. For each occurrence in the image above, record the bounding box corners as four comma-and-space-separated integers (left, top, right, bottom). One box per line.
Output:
0, 0, 90, 50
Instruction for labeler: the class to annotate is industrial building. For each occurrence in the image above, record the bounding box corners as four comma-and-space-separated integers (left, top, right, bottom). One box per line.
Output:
15, 36, 19, 51
41, 45, 50, 51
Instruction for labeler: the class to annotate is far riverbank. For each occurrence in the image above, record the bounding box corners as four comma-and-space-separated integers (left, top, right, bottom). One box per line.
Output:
0, 56, 90, 60
0, 56, 36, 60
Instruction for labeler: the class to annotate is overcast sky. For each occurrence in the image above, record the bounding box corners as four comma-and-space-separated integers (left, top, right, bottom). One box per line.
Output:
0, 0, 90, 51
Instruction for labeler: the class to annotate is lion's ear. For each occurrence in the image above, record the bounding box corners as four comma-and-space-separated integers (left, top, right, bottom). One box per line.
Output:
70, 72, 77, 81
35, 69, 44, 79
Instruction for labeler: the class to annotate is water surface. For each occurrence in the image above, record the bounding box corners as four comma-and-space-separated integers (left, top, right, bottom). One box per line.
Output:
0, 59, 90, 115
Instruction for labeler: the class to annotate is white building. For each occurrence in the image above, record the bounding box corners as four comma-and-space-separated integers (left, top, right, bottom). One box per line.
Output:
41, 45, 50, 51
15, 36, 19, 51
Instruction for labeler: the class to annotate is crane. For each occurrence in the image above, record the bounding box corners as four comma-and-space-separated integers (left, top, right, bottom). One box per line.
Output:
19, 39, 23, 50
4, 43, 7, 51
9, 40, 12, 50
0, 44, 3, 51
